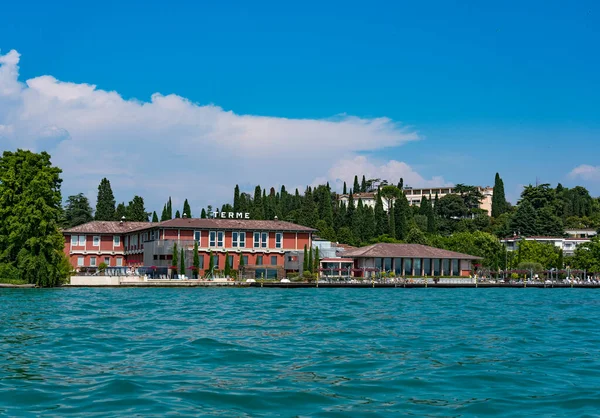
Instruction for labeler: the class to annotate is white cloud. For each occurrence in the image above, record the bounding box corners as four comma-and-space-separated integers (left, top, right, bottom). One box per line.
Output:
317, 156, 451, 190
569, 165, 600, 182
0, 49, 445, 214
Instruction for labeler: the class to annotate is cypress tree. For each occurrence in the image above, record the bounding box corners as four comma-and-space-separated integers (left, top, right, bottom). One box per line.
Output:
343, 182, 347, 195
353, 175, 360, 194
361, 175, 367, 193
397, 178, 404, 190
314, 246, 320, 273
152, 211, 159, 222
167, 197, 172, 219
389, 201, 396, 239
95, 178, 116, 221
200, 208, 207, 218
346, 192, 356, 228
374, 191, 388, 236
353, 199, 365, 243
308, 246, 313, 273
208, 250, 214, 277
434, 193, 439, 214
299, 187, 317, 227
557, 249, 564, 270
239, 253, 245, 269
183, 199, 191, 218
303, 245, 308, 272
180, 248, 185, 276
224, 252, 231, 277
427, 204, 436, 234
233, 185, 241, 212
363, 204, 376, 242
172, 242, 178, 273
492, 173, 508, 218
193, 241, 200, 278
175, 210, 181, 218
160, 204, 168, 221
252, 186, 264, 219
394, 192, 410, 240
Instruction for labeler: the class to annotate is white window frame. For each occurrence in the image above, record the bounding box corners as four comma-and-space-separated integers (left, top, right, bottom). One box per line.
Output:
217, 231, 224, 247
113, 235, 120, 246
209, 231, 216, 247
232, 232, 246, 248
78, 235, 86, 246
254, 232, 260, 248
261, 232, 268, 248
90, 256, 97, 267
71, 235, 77, 246
194, 230, 201, 243
275, 233, 282, 249
116, 257, 123, 267
104, 257, 110, 265
77, 256, 84, 267
239, 232, 246, 248
93, 236, 100, 246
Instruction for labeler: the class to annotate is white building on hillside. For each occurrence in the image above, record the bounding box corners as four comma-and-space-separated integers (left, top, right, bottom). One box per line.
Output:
337, 186, 494, 216
500, 236, 591, 256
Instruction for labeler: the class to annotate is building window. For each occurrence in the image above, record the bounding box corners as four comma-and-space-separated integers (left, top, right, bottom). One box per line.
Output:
213, 255, 219, 269
375, 258, 383, 269
404, 258, 413, 276
217, 231, 224, 247
270, 255, 277, 265
114, 235, 120, 246
423, 259, 432, 276
209, 231, 216, 247
414, 258, 422, 276
116, 257, 123, 267
256, 256, 263, 266
394, 258, 403, 275
194, 231, 201, 243
442, 259, 451, 276
90, 257, 97, 267
254, 232, 260, 248
383, 257, 392, 272
227, 255, 234, 267
77, 257, 84, 267
104, 257, 110, 265
261, 232, 268, 248
433, 259, 441, 276
243, 255, 248, 265
232, 232, 246, 248
197, 255, 204, 269
275, 233, 282, 248
452, 259, 460, 276
78, 235, 86, 246
71, 235, 77, 246
93, 236, 100, 246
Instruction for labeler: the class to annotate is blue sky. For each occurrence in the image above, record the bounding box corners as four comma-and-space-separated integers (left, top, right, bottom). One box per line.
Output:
1, 0, 599, 213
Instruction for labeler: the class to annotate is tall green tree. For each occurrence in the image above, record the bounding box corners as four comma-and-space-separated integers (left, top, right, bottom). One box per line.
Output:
233, 185, 241, 212
374, 191, 388, 236
252, 186, 264, 219
200, 208, 207, 218
95, 178, 116, 221
152, 211, 159, 222
127, 196, 149, 221
64, 193, 94, 227
193, 241, 200, 278
491, 173, 508, 218
115, 202, 127, 220
172, 242, 178, 272
180, 248, 186, 276
361, 175, 367, 193
208, 250, 215, 277
224, 251, 231, 277
167, 197, 172, 219
160, 204, 168, 221
343, 182, 347, 195
183, 199, 192, 218
303, 245, 308, 272
175, 210, 181, 218
0, 150, 71, 286
308, 246, 314, 273
314, 246, 320, 273
393, 192, 410, 240
353, 176, 360, 195
510, 199, 538, 236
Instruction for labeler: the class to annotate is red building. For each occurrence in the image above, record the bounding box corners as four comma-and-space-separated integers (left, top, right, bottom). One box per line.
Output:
63, 217, 315, 278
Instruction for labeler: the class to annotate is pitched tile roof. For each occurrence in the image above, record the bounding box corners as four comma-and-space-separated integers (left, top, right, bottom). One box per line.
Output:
343, 243, 482, 260
154, 218, 316, 232
62, 221, 152, 234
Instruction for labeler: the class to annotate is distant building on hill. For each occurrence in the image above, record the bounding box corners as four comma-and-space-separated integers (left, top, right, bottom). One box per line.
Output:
337, 186, 494, 216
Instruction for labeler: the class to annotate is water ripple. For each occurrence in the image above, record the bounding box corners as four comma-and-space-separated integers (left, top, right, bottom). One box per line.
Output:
1, 288, 600, 416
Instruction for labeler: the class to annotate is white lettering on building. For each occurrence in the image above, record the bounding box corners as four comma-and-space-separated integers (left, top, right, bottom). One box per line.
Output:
210, 211, 251, 219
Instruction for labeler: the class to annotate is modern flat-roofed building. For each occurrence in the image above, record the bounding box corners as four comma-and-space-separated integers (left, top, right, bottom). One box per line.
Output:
341, 243, 481, 278
337, 186, 494, 216
63, 217, 315, 279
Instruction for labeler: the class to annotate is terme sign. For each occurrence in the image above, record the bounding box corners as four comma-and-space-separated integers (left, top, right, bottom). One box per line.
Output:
209, 211, 251, 219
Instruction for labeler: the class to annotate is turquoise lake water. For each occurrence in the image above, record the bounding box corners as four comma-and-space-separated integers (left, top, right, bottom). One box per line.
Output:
1, 288, 600, 417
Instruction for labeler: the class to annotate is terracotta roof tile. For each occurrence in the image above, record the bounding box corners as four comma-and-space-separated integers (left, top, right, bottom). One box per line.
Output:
155, 218, 316, 232
62, 221, 152, 234
343, 243, 482, 260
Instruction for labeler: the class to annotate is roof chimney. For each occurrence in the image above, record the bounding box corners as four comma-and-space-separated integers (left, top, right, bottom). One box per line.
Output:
183, 212, 188, 219
120, 216, 126, 226
274, 215, 278, 220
